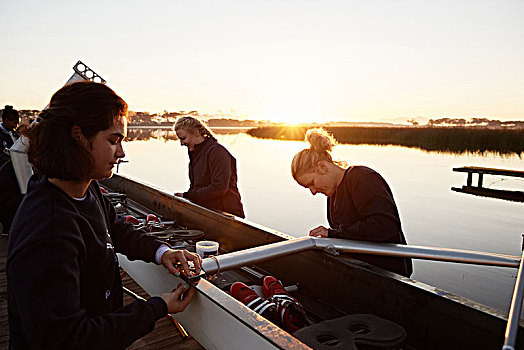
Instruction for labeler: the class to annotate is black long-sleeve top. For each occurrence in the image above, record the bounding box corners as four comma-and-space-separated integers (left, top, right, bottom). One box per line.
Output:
7, 176, 168, 350
0, 123, 17, 167
0, 161, 24, 234
183, 137, 245, 218
327, 166, 413, 277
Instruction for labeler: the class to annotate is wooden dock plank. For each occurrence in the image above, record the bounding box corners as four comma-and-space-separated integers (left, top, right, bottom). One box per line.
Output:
453, 166, 524, 178
452, 166, 524, 202
122, 272, 204, 350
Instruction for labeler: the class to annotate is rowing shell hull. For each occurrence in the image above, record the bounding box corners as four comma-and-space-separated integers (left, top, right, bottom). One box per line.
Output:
118, 255, 308, 349
102, 174, 524, 349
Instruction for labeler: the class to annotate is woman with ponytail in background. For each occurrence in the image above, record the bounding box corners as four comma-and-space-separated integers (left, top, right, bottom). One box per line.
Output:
291, 128, 412, 277
174, 116, 245, 218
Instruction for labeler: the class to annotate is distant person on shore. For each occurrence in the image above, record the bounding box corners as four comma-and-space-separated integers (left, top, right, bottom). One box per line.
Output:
7, 81, 202, 349
173, 116, 245, 218
0, 105, 21, 166
291, 128, 412, 277
0, 106, 22, 234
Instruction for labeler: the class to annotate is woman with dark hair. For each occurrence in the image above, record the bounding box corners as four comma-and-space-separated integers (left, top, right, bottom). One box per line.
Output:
7, 81, 202, 349
291, 128, 412, 277
174, 116, 245, 218
0, 105, 20, 166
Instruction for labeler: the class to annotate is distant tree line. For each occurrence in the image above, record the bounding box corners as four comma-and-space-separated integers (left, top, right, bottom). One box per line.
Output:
127, 110, 200, 125
15, 109, 523, 131
125, 127, 251, 142
126, 111, 259, 127
206, 118, 258, 127
17, 109, 260, 128
408, 117, 524, 128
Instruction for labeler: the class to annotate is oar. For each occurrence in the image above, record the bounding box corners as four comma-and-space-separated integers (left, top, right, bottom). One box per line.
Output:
201, 236, 520, 275
502, 236, 524, 350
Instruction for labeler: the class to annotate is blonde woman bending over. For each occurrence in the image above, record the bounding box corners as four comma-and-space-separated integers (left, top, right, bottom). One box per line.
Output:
291, 128, 412, 277
174, 116, 245, 218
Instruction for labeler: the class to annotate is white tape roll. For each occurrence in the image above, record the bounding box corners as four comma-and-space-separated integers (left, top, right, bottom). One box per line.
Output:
196, 240, 219, 258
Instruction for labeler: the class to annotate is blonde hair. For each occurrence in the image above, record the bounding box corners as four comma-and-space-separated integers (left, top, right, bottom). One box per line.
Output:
291, 128, 339, 181
174, 116, 217, 142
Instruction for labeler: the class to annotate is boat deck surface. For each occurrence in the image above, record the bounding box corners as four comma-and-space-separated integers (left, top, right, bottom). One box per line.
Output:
0, 233, 204, 350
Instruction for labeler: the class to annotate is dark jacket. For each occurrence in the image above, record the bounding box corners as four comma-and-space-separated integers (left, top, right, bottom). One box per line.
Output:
7, 176, 168, 350
0, 123, 18, 166
327, 166, 413, 277
183, 137, 245, 218
0, 161, 24, 234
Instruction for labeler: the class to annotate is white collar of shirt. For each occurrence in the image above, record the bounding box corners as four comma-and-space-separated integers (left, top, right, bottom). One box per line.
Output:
0, 122, 17, 143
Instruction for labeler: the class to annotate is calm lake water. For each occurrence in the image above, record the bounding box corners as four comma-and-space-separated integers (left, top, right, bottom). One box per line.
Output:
119, 129, 523, 314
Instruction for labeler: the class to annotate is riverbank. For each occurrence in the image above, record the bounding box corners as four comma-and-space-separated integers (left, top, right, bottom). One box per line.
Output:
247, 126, 524, 155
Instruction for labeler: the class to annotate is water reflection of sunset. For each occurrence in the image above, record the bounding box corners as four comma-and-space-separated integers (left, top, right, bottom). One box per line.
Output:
120, 132, 523, 314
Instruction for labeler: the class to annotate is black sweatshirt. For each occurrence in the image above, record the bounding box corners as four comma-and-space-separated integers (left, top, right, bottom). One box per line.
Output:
327, 166, 413, 277
0, 161, 24, 234
183, 137, 245, 218
0, 124, 17, 167
7, 176, 168, 350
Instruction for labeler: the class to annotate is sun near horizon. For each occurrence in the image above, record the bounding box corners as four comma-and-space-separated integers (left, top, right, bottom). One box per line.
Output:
1, 1, 523, 125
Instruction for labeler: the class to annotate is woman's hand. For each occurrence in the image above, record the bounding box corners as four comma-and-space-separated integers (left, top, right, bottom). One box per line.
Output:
309, 226, 329, 238
161, 283, 196, 314
161, 249, 202, 277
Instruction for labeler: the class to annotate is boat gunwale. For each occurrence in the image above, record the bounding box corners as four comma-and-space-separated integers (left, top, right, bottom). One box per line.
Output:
101, 173, 524, 349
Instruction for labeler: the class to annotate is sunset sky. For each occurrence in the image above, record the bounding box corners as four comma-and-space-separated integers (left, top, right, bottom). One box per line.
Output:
1, 0, 523, 123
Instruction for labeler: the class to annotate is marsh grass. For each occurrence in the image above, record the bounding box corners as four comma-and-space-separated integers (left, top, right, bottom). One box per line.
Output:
247, 126, 524, 155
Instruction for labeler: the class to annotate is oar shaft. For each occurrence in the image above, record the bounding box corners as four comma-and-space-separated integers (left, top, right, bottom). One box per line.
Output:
316, 238, 520, 268
503, 250, 524, 350
202, 237, 520, 275
202, 236, 314, 274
